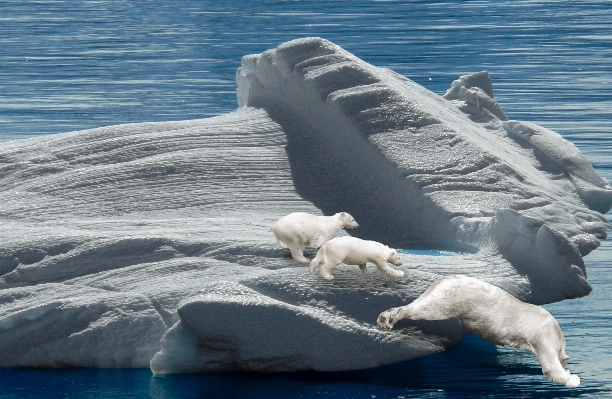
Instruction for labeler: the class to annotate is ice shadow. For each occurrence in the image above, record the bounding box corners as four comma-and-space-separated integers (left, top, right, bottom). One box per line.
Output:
248, 79, 473, 253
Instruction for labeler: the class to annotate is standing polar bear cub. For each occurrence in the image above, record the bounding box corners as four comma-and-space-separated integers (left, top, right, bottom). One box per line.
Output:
272, 212, 359, 263
377, 275, 580, 388
309, 236, 404, 280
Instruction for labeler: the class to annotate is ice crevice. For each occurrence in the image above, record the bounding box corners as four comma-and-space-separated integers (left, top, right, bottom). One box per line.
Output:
0, 38, 610, 372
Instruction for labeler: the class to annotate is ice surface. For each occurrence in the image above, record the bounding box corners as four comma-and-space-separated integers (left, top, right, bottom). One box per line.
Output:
0, 38, 610, 372
150, 281, 462, 373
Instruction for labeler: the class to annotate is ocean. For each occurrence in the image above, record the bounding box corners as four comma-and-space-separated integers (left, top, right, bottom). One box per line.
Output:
0, 1, 611, 398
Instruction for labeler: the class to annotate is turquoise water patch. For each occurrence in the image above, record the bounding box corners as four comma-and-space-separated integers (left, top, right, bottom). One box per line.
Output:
398, 249, 454, 257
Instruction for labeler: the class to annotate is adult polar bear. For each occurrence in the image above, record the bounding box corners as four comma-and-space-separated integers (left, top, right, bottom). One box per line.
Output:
272, 212, 359, 263
309, 236, 404, 280
377, 275, 580, 388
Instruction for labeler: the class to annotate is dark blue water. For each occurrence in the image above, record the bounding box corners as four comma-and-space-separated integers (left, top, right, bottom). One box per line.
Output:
0, 334, 604, 399
1, 1, 611, 398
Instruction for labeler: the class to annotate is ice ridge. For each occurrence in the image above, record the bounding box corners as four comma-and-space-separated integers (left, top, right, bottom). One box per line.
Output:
237, 37, 611, 303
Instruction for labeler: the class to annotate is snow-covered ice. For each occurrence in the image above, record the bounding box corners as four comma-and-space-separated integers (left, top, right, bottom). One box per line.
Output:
0, 38, 610, 372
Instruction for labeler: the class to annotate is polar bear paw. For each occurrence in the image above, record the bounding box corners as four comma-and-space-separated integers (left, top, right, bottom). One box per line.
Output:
358, 264, 372, 274
565, 374, 580, 388
377, 307, 401, 330
388, 269, 404, 278
319, 270, 334, 280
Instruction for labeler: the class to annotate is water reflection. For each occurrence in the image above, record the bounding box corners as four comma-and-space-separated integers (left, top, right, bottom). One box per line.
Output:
148, 334, 601, 399
0, 333, 604, 398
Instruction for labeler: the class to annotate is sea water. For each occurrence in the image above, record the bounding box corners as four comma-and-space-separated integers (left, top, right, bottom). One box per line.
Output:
0, 1, 611, 398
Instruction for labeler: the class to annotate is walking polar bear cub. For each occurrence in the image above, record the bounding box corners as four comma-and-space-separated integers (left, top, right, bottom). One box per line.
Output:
377, 275, 580, 388
309, 236, 404, 280
272, 212, 359, 263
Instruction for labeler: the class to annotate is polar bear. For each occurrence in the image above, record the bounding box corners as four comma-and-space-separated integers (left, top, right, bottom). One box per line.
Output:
377, 275, 580, 388
272, 212, 359, 263
309, 236, 404, 280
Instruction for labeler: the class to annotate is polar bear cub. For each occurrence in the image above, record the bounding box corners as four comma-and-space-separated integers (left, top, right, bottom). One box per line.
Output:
377, 275, 580, 388
272, 212, 359, 263
309, 236, 403, 280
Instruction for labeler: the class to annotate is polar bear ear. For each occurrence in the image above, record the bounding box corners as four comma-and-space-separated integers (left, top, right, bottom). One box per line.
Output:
341, 212, 346, 217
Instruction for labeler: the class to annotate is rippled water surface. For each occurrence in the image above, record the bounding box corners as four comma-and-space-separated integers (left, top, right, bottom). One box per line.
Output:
1, 1, 611, 398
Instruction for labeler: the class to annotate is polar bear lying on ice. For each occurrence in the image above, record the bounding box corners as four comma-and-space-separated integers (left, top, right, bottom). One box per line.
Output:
272, 212, 359, 263
309, 236, 404, 280
377, 275, 580, 388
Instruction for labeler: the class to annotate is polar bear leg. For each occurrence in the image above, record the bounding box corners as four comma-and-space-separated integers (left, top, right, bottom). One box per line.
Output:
560, 353, 569, 369
309, 252, 322, 274
358, 263, 371, 274
377, 304, 425, 330
374, 260, 404, 278
533, 343, 580, 388
377, 295, 452, 330
377, 306, 404, 330
289, 245, 309, 263
319, 261, 340, 280
289, 247, 310, 263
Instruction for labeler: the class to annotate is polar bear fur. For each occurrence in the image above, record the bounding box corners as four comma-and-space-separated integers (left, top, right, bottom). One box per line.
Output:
377, 275, 580, 388
272, 212, 359, 263
309, 236, 403, 280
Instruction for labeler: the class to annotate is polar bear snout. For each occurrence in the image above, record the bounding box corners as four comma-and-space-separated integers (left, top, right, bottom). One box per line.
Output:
340, 212, 359, 229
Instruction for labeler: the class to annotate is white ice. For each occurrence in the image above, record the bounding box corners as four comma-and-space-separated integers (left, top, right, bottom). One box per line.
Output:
0, 38, 610, 372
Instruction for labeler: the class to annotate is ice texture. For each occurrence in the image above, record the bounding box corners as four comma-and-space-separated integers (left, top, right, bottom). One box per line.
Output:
0, 38, 610, 372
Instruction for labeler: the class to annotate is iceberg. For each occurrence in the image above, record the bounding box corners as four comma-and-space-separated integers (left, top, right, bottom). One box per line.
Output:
0, 38, 610, 372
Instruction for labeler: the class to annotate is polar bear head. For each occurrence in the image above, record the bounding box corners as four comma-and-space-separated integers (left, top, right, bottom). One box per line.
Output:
387, 249, 402, 266
339, 212, 359, 229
